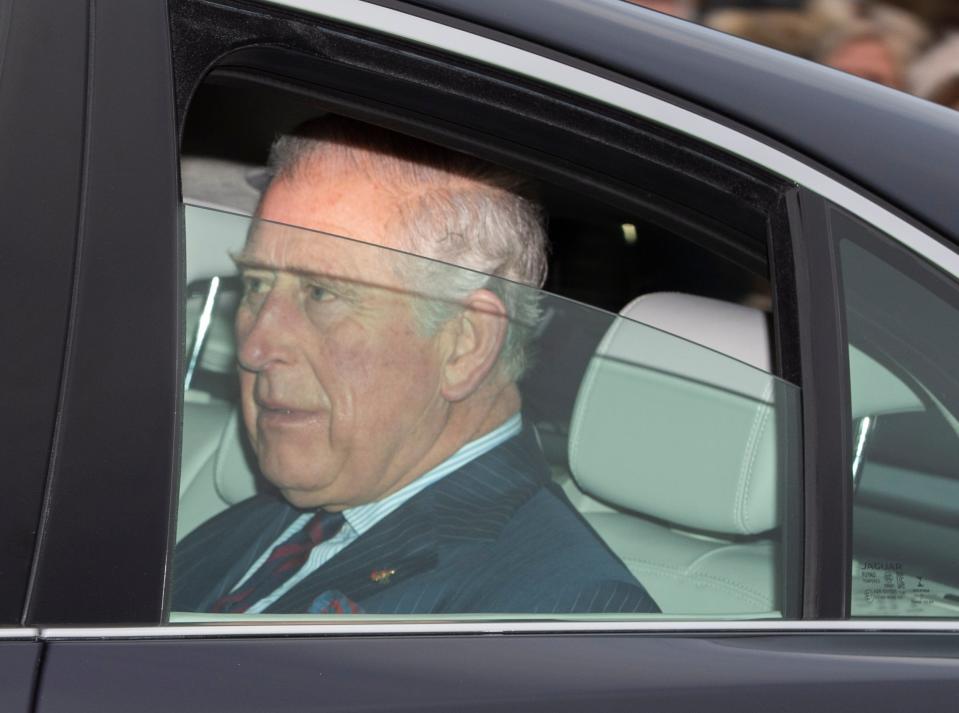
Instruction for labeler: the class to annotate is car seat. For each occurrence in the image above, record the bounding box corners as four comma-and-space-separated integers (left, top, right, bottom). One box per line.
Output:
566, 292, 790, 615
178, 403, 260, 541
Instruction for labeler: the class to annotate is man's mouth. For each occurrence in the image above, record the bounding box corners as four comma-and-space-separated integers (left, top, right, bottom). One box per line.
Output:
256, 402, 322, 427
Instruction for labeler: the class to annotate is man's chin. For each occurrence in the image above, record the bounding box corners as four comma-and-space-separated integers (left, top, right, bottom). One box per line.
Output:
273, 482, 344, 511
257, 449, 340, 509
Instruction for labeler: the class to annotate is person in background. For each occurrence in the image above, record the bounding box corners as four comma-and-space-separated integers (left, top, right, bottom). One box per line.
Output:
909, 33, 959, 110
626, 0, 700, 21
814, 1, 931, 90
883, 0, 959, 31
706, 1, 938, 94
705, 6, 827, 60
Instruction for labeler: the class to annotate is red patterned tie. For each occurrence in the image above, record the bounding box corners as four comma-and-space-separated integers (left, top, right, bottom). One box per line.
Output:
211, 510, 346, 614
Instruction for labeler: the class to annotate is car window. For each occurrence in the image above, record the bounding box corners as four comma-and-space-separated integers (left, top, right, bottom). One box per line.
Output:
170, 8, 805, 621
831, 206, 959, 618
173, 202, 801, 621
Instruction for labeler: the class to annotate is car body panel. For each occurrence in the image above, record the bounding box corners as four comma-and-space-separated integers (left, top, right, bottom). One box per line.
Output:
23, 0, 180, 626
34, 633, 959, 713
0, 640, 41, 713
0, 0, 87, 624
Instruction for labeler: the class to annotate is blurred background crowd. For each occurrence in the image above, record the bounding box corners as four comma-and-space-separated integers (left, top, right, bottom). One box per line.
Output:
627, 0, 959, 110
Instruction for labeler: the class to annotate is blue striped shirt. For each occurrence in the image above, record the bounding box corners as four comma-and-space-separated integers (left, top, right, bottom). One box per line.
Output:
238, 413, 523, 613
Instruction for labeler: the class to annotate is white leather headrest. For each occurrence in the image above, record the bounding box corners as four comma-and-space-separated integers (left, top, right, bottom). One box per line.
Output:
626, 293, 771, 371
569, 293, 790, 536
213, 408, 260, 505
197, 290, 239, 375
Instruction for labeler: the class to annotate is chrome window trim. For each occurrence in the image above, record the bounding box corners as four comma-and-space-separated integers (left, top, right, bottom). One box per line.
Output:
0, 628, 39, 640
260, 0, 959, 279
41, 620, 959, 640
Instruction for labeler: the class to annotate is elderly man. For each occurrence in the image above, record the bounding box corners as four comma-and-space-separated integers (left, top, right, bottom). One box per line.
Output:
173, 117, 657, 615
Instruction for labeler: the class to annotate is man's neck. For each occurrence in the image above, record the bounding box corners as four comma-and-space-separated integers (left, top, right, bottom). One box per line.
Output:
456, 381, 522, 445
377, 381, 521, 503
341, 411, 523, 537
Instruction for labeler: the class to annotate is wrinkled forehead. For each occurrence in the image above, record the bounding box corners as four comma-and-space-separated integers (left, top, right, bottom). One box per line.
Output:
241, 218, 388, 281
240, 218, 432, 295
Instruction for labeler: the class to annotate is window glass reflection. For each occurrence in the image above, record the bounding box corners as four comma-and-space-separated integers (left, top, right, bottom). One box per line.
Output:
175, 204, 799, 620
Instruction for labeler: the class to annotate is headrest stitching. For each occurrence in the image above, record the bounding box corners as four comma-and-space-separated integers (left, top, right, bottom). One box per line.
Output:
735, 381, 774, 535
212, 408, 241, 503
621, 560, 772, 605
743, 394, 774, 534
568, 318, 625, 481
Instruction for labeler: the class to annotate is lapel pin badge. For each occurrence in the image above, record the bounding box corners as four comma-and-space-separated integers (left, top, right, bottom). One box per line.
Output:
370, 568, 396, 584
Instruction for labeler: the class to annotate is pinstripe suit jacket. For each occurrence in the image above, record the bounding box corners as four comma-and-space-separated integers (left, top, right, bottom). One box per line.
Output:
172, 429, 658, 614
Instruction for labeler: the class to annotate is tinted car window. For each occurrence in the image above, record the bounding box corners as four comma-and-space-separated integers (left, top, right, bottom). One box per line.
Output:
832, 207, 959, 617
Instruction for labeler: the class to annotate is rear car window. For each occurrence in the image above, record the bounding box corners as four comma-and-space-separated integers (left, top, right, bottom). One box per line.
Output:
832, 206, 959, 618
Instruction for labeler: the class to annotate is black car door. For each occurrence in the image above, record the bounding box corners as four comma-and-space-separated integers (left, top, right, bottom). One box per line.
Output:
10, 1, 959, 711
0, 0, 89, 708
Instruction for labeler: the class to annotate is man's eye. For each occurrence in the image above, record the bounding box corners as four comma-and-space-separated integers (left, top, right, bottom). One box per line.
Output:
242, 276, 266, 295
308, 284, 333, 302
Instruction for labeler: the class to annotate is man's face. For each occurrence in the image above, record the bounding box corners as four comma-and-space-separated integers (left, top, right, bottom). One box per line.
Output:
235, 168, 453, 510
626, 0, 693, 20
825, 37, 902, 89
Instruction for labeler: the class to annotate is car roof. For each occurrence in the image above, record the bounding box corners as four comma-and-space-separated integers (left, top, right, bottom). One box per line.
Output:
395, 0, 959, 243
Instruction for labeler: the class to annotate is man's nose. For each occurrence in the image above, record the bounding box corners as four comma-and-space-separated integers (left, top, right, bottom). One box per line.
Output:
236, 291, 298, 372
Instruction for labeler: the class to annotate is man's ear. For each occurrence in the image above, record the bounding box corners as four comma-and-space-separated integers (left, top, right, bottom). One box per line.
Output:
440, 289, 509, 402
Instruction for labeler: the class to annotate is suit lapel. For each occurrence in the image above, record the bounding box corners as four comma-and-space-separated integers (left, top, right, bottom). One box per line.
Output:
432, 426, 547, 542
173, 495, 303, 611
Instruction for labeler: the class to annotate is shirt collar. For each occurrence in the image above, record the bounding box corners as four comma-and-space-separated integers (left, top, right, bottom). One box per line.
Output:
341, 413, 523, 537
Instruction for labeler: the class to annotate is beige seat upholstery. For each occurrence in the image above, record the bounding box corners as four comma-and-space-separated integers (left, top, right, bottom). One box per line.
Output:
177, 399, 259, 542
567, 292, 786, 615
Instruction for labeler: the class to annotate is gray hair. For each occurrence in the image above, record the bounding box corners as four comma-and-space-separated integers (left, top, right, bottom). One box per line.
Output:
267, 116, 548, 380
